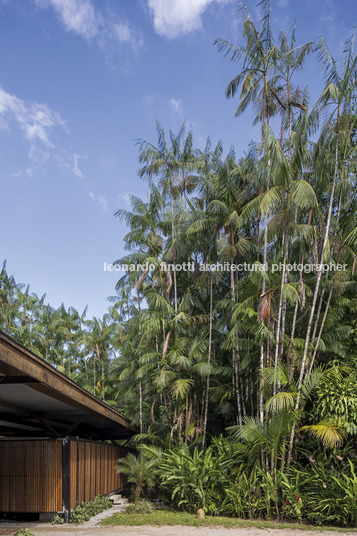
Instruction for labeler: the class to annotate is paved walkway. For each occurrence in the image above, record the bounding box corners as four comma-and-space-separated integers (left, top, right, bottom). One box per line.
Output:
80, 503, 127, 528
0, 498, 127, 534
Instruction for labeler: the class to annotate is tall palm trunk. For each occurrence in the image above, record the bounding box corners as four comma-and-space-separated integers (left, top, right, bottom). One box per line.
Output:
259, 83, 270, 427
308, 249, 341, 376
287, 107, 340, 467
273, 228, 288, 395
280, 87, 294, 359
233, 348, 243, 426
287, 301, 299, 382
279, 268, 288, 358
203, 272, 213, 448
137, 288, 144, 434
169, 171, 178, 314
230, 227, 242, 426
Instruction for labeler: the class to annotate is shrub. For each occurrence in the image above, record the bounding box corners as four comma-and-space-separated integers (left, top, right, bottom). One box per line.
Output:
125, 499, 155, 514
51, 514, 64, 524
158, 443, 239, 515
70, 495, 112, 524
17, 530, 35, 536
141, 433, 357, 527
117, 453, 158, 504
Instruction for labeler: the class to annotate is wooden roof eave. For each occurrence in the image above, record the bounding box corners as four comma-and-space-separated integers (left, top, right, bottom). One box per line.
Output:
0, 331, 136, 435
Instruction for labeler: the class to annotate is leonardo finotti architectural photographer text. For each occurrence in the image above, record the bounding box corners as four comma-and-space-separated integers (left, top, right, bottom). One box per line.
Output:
104, 261, 347, 273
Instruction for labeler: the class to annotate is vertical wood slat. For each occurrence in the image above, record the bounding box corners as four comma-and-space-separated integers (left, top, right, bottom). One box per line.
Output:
95, 443, 99, 496
71, 440, 128, 505
69, 440, 77, 510
0, 439, 128, 513
0, 440, 62, 512
62, 438, 71, 522
90, 442, 94, 500
78, 442, 85, 505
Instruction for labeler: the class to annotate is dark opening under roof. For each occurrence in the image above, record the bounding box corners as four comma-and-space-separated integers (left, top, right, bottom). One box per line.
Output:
0, 331, 136, 440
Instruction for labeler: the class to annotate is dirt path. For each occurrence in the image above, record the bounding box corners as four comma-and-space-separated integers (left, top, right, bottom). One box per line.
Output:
30, 525, 357, 536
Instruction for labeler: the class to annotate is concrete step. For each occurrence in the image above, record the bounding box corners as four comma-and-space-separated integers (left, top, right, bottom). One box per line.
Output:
109, 494, 122, 502
113, 498, 128, 506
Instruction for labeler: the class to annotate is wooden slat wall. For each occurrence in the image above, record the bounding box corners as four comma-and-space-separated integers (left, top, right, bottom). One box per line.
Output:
69, 440, 128, 509
0, 440, 62, 512
0, 439, 128, 513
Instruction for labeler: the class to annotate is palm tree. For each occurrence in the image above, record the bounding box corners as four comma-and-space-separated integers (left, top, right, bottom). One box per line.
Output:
139, 122, 199, 314
216, 0, 279, 427
115, 187, 164, 260
83, 316, 114, 400
116, 453, 158, 504
287, 30, 357, 466
274, 24, 312, 146
215, 0, 279, 138
0, 263, 23, 337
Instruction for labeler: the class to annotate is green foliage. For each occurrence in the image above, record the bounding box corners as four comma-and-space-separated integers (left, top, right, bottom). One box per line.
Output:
117, 453, 158, 504
51, 514, 64, 524
125, 499, 155, 514
220, 469, 285, 520
311, 368, 357, 435
69, 495, 112, 524
1, 1, 357, 530
157, 439, 287, 519
285, 459, 357, 527
158, 443, 238, 515
301, 420, 345, 448
17, 530, 35, 536
152, 437, 357, 527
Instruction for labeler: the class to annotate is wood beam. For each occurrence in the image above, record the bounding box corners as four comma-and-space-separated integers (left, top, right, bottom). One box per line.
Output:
0, 375, 39, 384
0, 397, 31, 413
36, 417, 61, 438
64, 417, 83, 436
0, 335, 135, 433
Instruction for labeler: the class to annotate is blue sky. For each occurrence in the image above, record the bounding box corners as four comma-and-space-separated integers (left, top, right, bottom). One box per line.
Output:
0, 0, 355, 318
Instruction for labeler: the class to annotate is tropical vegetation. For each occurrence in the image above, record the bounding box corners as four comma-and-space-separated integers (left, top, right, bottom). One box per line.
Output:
2, 0, 357, 527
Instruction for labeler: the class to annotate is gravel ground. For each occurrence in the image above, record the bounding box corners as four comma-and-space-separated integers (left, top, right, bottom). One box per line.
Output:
29, 526, 357, 536
0, 502, 126, 535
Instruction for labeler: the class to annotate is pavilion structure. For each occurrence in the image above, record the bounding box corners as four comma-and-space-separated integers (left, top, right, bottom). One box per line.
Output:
0, 331, 136, 521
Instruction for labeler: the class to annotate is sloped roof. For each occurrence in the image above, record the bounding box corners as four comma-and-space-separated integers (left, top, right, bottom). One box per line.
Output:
0, 331, 136, 440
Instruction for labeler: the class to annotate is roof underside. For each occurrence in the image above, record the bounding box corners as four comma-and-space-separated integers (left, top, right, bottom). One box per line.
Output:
0, 331, 136, 440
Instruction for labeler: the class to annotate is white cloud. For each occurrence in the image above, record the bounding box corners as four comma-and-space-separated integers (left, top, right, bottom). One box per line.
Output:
144, 94, 155, 106
143, 93, 158, 115
169, 97, 184, 117
89, 192, 109, 212
72, 153, 84, 178
147, 0, 230, 38
119, 191, 131, 206
0, 88, 87, 177
35, 0, 98, 39
98, 196, 108, 212
35, 0, 142, 51
106, 20, 143, 53
11, 167, 33, 178
0, 86, 65, 152
112, 22, 137, 46
113, 21, 131, 43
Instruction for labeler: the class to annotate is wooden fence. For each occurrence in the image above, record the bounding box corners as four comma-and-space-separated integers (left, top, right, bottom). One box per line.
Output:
69, 439, 127, 509
0, 439, 127, 513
